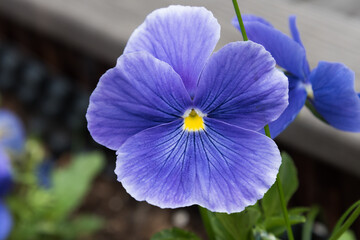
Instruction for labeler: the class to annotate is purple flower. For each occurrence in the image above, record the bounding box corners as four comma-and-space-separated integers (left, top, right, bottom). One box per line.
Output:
0, 149, 12, 198
0, 109, 25, 154
87, 6, 288, 213
0, 148, 13, 240
233, 15, 360, 137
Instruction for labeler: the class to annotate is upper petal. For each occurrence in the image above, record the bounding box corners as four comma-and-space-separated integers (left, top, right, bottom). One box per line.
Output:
0, 110, 25, 154
194, 41, 288, 131
233, 16, 308, 79
115, 118, 281, 213
268, 77, 307, 138
87, 52, 192, 150
288, 16, 311, 76
309, 61, 360, 132
0, 148, 12, 198
0, 202, 12, 240
124, 5, 220, 97
233, 14, 273, 28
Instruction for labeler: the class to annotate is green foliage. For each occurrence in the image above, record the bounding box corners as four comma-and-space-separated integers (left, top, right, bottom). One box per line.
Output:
200, 205, 261, 240
151, 228, 201, 240
329, 200, 360, 240
6, 140, 105, 240
338, 230, 356, 240
49, 152, 105, 220
301, 206, 319, 240
262, 152, 299, 218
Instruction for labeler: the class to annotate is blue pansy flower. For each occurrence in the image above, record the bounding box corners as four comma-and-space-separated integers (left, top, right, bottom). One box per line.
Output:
87, 6, 288, 213
0, 148, 13, 240
0, 109, 25, 154
233, 15, 360, 137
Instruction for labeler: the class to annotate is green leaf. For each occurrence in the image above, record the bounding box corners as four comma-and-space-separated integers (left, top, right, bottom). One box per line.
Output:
301, 206, 319, 240
262, 152, 298, 217
199, 207, 216, 240
288, 207, 310, 216
338, 230, 356, 240
265, 214, 306, 236
329, 200, 360, 240
151, 228, 201, 240
200, 206, 261, 240
49, 152, 105, 220
62, 214, 104, 239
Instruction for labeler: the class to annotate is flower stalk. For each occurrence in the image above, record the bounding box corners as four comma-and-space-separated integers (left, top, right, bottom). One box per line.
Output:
232, 0, 248, 41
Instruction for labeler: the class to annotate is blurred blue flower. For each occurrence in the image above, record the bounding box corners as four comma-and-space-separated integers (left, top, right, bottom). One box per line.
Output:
233, 15, 360, 137
87, 6, 288, 213
36, 159, 53, 189
0, 109, 25, 154
0, 148, 13, 240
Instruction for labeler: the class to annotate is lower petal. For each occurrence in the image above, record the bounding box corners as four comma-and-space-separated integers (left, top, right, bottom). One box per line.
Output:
0, 202, 12, 240
115, 118, 281, 213
310, 61, 360, 132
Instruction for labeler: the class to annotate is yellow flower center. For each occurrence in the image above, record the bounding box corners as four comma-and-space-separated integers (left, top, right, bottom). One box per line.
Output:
183, 109, 205, 131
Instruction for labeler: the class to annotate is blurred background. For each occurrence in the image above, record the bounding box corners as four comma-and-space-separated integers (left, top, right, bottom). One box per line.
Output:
0, 0, 359, 239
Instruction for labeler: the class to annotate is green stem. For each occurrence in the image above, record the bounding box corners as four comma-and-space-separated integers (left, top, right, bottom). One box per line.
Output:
264, 124, 294, 240
277, 177, 295, 240
264, 125, 271, 138
232, 0, 248, 41
329, 203, 360, 240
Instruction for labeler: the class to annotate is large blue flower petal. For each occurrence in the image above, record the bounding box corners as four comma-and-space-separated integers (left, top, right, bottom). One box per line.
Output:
268, 77, 307, 138
233, 16, 308, 79
194, 41, 288, 131
124, 5, 220, 97
0, 201, 12, 240
0, 148, 12, 198
309, 61, 360, 131
0, 110, 25, 153
115, 118, 281, 213
87, 52, 192, 150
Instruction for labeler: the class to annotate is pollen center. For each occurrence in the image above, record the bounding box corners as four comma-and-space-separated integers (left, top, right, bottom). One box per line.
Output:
183, 109, 205, 131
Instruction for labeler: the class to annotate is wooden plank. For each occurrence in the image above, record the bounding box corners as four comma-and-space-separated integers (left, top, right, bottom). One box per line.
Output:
0, 0, 359, 175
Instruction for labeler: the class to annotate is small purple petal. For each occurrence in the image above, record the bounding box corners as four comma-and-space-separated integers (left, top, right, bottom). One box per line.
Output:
237, 17, 308, 79
0, 201, 12, 240
268, 77, 307, 138
194, 41, 288, 131
0, 110, 25, 153
0, 148, 12, 198
289, 16, 303, 48
124, 5, 220, 97
310, 61, 360, 132
87, 52, 192, 150
115, 118, 281, 213
288, 16, 311, 76
233, 14, 274, 28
